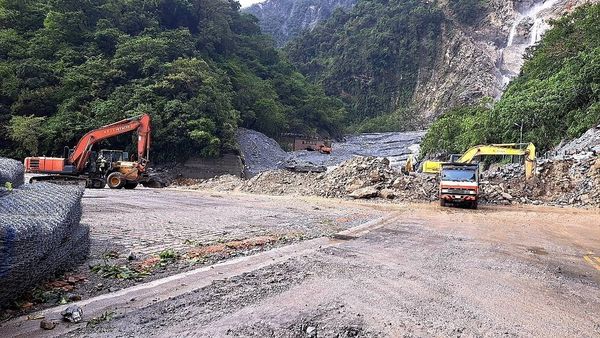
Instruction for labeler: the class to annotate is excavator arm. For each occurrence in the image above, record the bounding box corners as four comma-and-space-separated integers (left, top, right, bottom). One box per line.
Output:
457, 143, 536, 179
421, 143, 536, 179
69, 114, 151, 172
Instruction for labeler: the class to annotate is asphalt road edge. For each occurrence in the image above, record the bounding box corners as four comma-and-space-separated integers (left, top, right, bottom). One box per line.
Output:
0, 213, 401, 337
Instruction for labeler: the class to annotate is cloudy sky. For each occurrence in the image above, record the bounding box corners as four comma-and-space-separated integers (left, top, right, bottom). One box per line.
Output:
239, 0, 263, 7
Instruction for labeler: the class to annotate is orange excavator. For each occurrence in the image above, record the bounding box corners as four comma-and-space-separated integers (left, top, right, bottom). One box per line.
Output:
24, 114, 151, 189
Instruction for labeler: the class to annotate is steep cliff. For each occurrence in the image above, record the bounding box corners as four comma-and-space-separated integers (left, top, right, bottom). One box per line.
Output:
244, 0, 357, 47
422, 2, 600, 154
415, 0, 599, 121
284, 0, 598, 130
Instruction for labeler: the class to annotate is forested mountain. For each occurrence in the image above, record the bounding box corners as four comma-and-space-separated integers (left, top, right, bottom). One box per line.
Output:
244, 0, 356, 47
422, 3, 600, 154
0, 0, 345, 161
284, 0, 446, 131
283, 0, 596, 133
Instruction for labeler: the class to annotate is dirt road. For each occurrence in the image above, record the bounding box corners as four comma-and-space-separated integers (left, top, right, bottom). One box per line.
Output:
82, 195, 600, 337
3, 189, 599, 337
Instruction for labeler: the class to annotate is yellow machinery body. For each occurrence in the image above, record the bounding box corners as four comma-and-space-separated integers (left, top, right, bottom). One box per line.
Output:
422, 143, 536, 179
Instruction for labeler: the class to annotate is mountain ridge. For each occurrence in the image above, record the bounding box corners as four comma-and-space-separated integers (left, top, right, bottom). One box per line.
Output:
244, 0, 356, 47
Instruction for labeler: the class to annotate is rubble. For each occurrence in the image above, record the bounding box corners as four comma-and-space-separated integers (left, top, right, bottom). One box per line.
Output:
40, 320, 56, 330
181, 156, 439, 201
236, 128, 288, 177
349, 186, 379, 199
61, 305, 83, 323
552, 124, 600, 156
480, 154, 600, 207
283, 159, 327, 173
177, 124, 600, 208
180, 149, 600, 209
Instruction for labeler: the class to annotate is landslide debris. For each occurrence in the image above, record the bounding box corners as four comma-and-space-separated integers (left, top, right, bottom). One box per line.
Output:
179, 152, 600, 208
237, 128, 288, 177
481, 124, 600, 207
176, 156, 438, 201
178, 124, 600, 208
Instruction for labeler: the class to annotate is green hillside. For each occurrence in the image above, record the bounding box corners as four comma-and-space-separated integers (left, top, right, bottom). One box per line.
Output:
284, 0, 445, 131
0, 0, 345, 161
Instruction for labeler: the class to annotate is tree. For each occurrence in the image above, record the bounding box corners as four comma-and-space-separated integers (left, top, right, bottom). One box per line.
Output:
8, 115, 46, 156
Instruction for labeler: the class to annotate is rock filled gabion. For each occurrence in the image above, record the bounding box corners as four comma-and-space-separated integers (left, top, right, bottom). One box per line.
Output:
0, 179, 89, 306
0, 157, 25, 188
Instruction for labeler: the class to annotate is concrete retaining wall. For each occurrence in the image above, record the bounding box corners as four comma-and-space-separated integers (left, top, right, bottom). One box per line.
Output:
181, 154, 244, 179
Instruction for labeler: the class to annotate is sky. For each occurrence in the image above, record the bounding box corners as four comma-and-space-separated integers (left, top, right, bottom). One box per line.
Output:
239, 0, 263, 7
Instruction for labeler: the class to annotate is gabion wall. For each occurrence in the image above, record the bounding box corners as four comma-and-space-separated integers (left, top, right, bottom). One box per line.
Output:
0, 158, 89, 307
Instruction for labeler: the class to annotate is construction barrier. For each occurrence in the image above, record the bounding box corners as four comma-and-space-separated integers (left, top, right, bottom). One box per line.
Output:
0, 173, 89, 306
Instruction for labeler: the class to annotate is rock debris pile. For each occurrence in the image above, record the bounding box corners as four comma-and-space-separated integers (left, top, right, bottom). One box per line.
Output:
179, 125, 600, 208
182, 152, 599, 208
236, 128, 288, 177
481, 155, 600, 207
178, 156, 439, 201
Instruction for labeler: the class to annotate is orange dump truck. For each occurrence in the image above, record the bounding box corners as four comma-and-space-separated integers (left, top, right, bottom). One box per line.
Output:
439, 163, 480, 209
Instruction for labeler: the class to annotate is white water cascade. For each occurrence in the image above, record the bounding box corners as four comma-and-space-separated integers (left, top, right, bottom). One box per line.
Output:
499, 0, 561, 88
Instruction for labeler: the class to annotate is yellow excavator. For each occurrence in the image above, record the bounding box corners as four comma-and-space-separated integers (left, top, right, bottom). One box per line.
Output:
420, 143, 537, 179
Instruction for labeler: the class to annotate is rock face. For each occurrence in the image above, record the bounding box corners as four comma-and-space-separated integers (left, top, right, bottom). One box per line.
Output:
251, 0, 597, 120
244, 0, 357, 47
414, 0, 599, 119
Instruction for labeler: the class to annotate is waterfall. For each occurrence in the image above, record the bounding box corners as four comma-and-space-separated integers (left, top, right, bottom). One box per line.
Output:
506, 15, 523, 48
498, 0, 561, 89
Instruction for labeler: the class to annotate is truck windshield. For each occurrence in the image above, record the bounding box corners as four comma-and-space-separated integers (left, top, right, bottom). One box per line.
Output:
441, 169, 477, 182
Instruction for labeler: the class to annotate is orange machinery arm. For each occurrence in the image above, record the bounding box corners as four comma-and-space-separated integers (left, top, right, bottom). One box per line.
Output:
69, 114, 151, 172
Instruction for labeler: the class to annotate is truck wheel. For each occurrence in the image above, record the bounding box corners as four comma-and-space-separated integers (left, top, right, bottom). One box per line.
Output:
123, 182, 138, 189
440, 199, 446, 207
107, 172, 125, 189
471, 200, 478, 209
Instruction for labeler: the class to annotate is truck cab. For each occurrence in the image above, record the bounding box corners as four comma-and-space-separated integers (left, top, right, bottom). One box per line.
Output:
439, 163, 479, 209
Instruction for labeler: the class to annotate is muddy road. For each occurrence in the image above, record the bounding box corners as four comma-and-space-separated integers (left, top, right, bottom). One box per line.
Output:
2, 190, 600, 337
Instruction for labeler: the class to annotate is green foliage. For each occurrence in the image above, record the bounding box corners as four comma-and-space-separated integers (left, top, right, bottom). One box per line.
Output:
8, 115, 46, 156
423, 4, 600, 155
0, 0, 345, 161
421, 104, 490, 155
284, 0, 444, 129
90, 264, 147, 280
158, 249, 179, 261
244, 0, 357, 47
350, 108, 424, 134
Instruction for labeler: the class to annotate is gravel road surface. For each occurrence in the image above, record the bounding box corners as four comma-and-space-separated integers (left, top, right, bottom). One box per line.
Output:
72, 200, 600, 337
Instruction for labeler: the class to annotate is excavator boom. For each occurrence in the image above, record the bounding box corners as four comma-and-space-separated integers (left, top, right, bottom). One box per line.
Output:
422, 143, 536, 179
70, 114, 151, 172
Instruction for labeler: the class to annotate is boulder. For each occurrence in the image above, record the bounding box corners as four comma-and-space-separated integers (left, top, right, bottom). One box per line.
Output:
349, 186, 379, 199
379, 189, 396, 199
